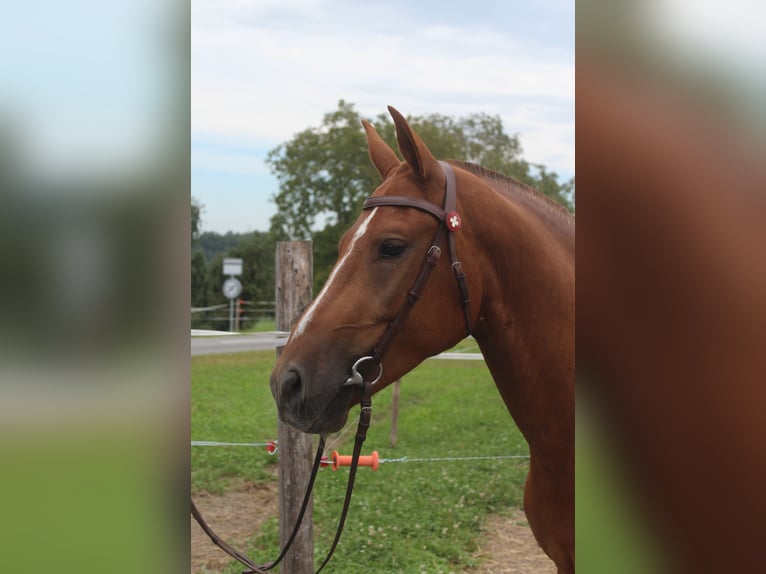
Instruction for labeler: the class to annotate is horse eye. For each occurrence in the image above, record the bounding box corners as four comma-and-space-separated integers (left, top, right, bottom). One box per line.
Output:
379, 240, 406, 259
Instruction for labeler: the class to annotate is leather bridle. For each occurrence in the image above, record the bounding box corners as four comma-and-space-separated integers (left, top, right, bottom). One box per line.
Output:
191, 160, 471, 573
362, 159, 472, 363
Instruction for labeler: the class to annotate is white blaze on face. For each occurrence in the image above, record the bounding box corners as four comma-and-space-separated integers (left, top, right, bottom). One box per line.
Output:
290, 208, 378, 341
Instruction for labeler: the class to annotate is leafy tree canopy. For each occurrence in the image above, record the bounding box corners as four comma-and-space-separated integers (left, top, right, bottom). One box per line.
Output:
191, 197, 202, 242
267, 100, 573, 242
266, 100, 574, 291
194, 230, 253, 263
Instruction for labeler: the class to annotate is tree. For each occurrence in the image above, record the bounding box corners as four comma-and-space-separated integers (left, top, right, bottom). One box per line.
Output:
267, 100, 574, 288
268, 101, 573, 239
227, 231, 277, 308
191, 197, 202, 242
266, 100, 380, 240
191, 250, 208, 308
529, 166, 575, 211
194, 230, 252, 263
191, 198, 207, 309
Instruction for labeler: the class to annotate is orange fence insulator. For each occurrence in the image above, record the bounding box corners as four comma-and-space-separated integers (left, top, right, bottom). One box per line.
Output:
330, 450, 379, 471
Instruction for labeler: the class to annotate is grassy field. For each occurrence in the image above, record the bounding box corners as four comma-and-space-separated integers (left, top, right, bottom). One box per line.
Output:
242, 318, 276, 333
192, 350, 530, 573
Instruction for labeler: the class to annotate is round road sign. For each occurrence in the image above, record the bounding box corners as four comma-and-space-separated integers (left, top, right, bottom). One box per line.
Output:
222, 277, 242, 299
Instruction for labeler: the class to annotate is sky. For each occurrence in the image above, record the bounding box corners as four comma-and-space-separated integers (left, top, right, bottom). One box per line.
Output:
192, 0, 574, 234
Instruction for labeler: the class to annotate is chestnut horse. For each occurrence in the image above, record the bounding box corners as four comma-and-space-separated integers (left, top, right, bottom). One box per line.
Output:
270, 106, 574, 573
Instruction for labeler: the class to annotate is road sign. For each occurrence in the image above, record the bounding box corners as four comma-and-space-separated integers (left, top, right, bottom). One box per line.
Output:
222, 277, 242, 299
222, 257, 243, 276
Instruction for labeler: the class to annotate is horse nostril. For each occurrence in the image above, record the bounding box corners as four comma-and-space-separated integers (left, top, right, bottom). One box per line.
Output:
280, 369, 302, 402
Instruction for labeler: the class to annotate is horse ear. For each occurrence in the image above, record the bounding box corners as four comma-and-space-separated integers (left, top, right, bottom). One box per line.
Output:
362, 119, 400, 180
388, 105, 438, 180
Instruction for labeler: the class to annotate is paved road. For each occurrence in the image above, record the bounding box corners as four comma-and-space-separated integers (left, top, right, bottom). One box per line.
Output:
191, 331, 484, 360
191, 332, 286, 356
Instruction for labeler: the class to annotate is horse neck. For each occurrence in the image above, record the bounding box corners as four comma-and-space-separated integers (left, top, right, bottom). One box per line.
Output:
463, 179, 575, 465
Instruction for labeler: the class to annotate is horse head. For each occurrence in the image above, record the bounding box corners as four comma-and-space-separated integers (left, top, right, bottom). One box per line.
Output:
270, 106, 478, 434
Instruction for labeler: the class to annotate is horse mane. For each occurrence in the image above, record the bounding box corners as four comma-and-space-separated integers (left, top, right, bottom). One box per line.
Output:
448, 160, 574, 223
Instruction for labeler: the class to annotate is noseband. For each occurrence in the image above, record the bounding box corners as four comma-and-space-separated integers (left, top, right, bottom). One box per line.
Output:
192, 161, 472, 574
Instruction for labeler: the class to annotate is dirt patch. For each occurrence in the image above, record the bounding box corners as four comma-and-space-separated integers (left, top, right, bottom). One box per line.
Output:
191, 479, 278, 573
473, 509, 556, 574
193, 488, 553, 574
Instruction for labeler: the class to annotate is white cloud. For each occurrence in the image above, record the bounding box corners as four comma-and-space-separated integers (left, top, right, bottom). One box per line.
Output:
191, 0, 574, 230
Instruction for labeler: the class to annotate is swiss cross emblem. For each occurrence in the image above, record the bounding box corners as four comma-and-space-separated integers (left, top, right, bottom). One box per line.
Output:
445, 211, 462, 232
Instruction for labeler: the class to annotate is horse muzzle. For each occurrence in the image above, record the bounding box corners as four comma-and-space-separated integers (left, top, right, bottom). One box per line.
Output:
270, 366, 353, 434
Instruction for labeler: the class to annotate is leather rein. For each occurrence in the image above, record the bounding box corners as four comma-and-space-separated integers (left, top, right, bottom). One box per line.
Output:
191, 160, 470, 573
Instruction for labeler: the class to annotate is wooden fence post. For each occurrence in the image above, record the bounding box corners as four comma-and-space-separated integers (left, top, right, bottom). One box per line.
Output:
390, 379, 401, 447
275, 241, 314, 574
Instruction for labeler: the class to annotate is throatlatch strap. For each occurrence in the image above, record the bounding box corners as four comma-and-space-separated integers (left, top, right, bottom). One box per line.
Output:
440, 161, 472, 336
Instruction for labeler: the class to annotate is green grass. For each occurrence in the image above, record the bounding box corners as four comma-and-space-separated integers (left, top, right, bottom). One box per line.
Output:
192, 351, 529, 573
242, 318, 277, 333
576, 400, 668, 574
2, 428, 180, 574
191, 352, 281, 491
447, 336, 481, 354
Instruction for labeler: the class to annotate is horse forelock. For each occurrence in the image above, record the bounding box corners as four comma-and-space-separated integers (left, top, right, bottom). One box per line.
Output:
290, 208, 379, 341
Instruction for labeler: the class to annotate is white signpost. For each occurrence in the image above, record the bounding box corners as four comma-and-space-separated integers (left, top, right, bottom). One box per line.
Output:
222, 258, 243, 332
222, 257, 243, 276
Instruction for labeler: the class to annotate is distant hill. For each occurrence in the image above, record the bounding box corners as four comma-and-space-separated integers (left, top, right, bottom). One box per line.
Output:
193, 231, 252, 262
